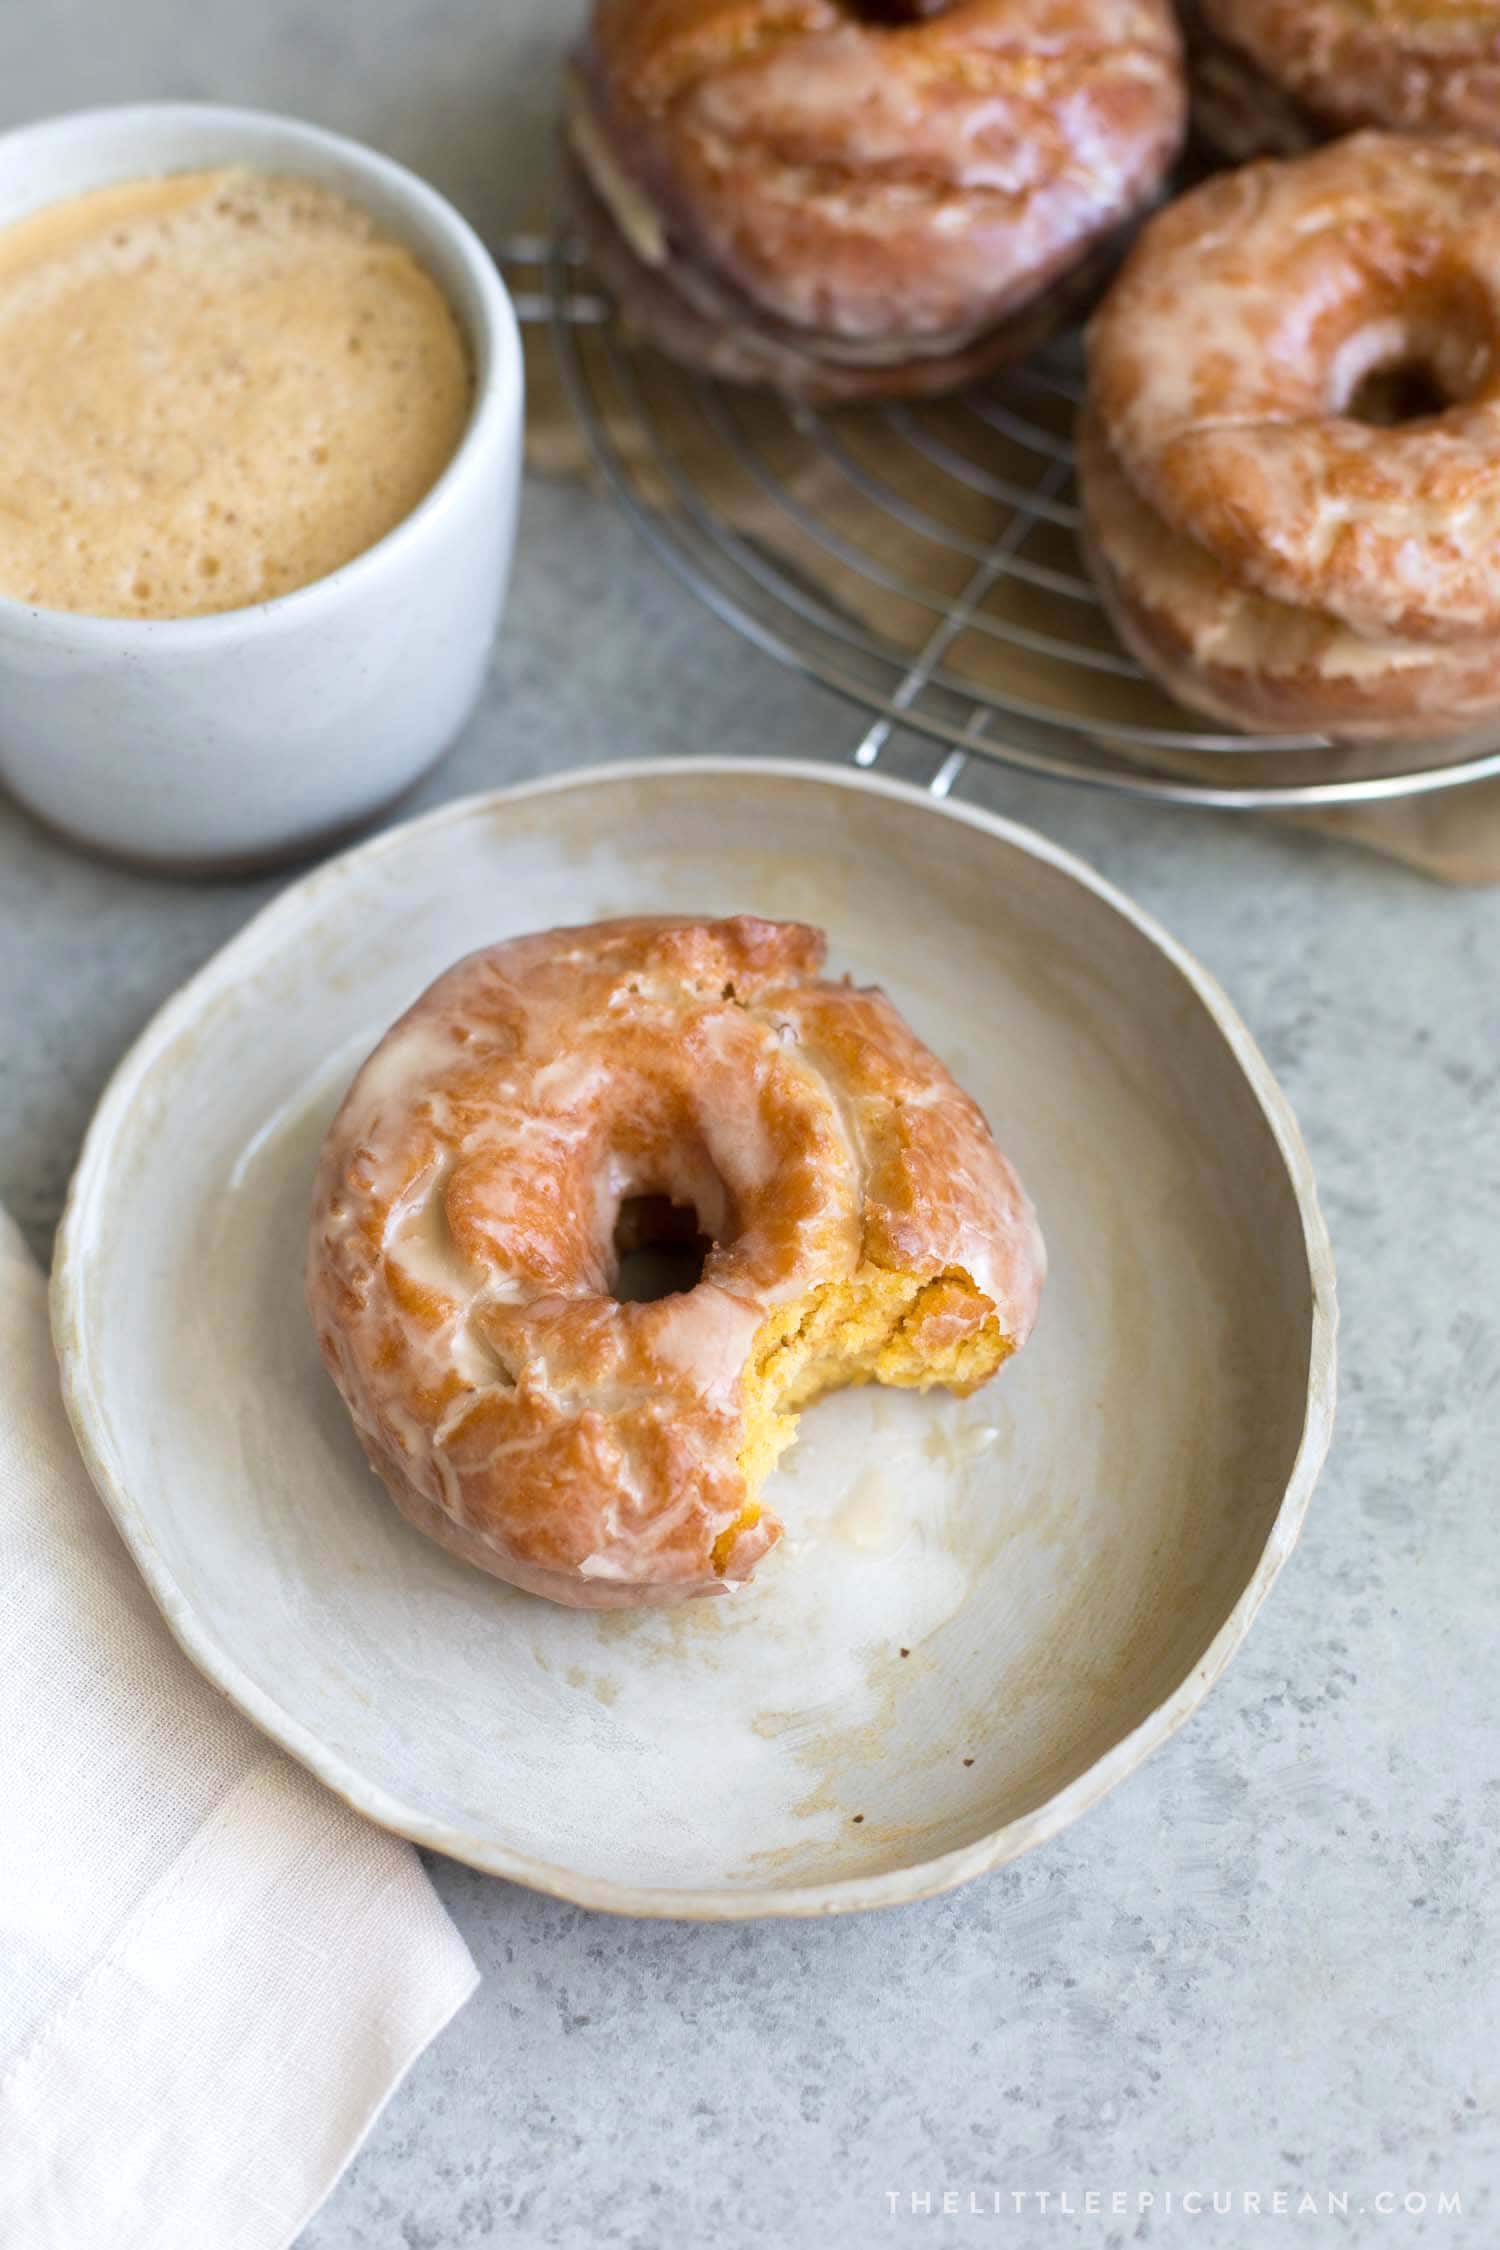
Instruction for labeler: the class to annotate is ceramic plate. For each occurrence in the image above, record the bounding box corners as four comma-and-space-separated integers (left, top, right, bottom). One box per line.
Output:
53, 761, 1336, 1917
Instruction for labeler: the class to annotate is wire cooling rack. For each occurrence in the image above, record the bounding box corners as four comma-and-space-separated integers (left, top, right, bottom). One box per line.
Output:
501, 231, 1500, 810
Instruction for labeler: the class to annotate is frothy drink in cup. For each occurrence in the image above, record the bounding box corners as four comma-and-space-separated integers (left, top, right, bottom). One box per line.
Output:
0, 167, 472, 619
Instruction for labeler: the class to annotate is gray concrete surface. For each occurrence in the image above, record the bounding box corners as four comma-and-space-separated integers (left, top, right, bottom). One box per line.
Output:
1, 6, 1496, 2246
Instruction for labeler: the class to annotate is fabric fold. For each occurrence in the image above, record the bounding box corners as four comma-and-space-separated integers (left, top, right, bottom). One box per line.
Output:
0, 1209, 478, 2250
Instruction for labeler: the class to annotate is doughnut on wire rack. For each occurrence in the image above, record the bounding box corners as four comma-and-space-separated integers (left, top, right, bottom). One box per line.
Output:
500, 231, 1500, 812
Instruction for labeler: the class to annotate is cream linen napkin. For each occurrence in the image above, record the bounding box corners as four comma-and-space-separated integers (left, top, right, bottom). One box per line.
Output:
0, 1208, 479, 2250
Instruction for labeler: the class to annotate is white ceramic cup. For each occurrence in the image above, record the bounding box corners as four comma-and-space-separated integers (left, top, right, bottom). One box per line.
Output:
0, 104, 523, 872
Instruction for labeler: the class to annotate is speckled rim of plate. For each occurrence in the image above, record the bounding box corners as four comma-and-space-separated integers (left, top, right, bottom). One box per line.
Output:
51, 759, 1338, 1919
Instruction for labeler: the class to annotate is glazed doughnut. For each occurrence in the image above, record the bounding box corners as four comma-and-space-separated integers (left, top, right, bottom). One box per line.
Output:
1080, 134, 1500, 742
1186, 0, 1500, 161
568, 0, 1186, 400
307, 917, 1044, 1610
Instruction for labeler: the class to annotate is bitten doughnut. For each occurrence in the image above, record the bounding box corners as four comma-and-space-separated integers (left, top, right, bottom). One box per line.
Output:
1186, 0, 1500, 162
1080, 134, 1500, 743
568, 0, 1186, 400
307, 917, 1044, 1610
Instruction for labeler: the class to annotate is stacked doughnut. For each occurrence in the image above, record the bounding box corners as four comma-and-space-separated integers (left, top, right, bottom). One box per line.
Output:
568, 0, 1186, 400
1079, 134, 1500, 743
1186, 0, 1500, 162
567, 1, 1500, 746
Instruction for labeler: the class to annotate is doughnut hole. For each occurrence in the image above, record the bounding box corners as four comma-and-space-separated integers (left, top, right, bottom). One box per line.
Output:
711, 1264, 1012, 1573
1344, 358, 1450, 427
1326, 277, 1496, 429
611, 1194, 713, 1303
842, 0, 956, 21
